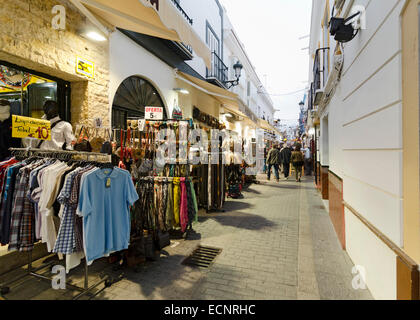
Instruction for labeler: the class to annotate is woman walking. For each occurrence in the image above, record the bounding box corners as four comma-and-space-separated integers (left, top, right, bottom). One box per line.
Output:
291, 145, 304, 182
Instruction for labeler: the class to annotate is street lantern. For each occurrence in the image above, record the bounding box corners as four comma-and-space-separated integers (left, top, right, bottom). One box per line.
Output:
233, 61, 243, 79
225, 61, 243, 89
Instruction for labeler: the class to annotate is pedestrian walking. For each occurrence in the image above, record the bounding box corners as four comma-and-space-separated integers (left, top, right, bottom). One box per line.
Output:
303, 145, 312, 176
291, 144, 304, 182
280, 143, 292, 180
266, 144, 281, 182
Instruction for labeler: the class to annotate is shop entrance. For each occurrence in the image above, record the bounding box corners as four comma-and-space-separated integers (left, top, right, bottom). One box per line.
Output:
0, 61, 71, 121
112, 76, 167, 129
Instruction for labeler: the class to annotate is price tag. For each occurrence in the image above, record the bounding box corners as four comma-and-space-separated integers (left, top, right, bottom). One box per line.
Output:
12, 115, 51, 141
93, 117, 103, 129
145, 107, 163, 120
138, 119, 146, 131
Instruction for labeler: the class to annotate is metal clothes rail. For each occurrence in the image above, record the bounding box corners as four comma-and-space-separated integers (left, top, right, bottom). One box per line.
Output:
0, 148, 113, 300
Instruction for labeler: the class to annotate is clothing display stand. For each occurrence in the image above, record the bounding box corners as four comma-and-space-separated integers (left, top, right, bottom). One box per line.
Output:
0, 148, 113, 300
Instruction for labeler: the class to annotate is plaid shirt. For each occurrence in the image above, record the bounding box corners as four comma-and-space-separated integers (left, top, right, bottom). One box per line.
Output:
8, 161, 43, 252
69, 166, 94, 253
53, 169, 81, 254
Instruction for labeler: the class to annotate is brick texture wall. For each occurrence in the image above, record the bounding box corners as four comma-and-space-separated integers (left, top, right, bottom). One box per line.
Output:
0, 0, 110, 126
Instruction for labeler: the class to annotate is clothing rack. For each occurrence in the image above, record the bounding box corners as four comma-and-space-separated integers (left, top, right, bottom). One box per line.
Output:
0, 148, 113, 300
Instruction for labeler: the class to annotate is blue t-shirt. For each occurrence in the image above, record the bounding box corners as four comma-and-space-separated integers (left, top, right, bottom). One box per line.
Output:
78, 168, 139, 263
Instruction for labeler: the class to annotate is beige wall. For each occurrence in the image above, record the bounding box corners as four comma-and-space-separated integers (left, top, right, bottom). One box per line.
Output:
402, 0, 420, 263
0, 0, 110, 126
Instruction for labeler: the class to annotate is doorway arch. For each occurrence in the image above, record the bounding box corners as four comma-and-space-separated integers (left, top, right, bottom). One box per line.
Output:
112, 76, 167, 129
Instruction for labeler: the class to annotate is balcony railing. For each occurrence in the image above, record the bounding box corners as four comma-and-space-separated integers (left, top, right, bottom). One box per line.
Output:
170, 0, 193, 25
312, 47, 329, 106
206, 51, 228, 86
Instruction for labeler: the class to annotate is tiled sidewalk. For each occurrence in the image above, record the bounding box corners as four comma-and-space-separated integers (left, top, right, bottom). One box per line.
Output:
0, 175, 373, 300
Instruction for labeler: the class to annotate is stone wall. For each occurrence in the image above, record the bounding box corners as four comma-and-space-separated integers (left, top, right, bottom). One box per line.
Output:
0, 0, 110, 126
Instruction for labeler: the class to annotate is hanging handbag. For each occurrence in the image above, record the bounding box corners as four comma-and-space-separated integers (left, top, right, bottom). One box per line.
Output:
132, 130, 143, 160
155, 230, 170, 250
90, 128, 105, 153
143, 231, 159, 260
74, 126, 92, 152
100, 128, 113, 155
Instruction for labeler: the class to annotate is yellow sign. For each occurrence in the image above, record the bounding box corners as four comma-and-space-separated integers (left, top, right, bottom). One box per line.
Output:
76, 57, 95, 78
12, 115, 52, 141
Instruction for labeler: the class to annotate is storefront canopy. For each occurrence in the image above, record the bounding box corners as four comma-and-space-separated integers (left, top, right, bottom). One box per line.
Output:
176, 71, 240, 106
175, 71, 261, 125
77, 0, 211, 68
259, 119, 281, 135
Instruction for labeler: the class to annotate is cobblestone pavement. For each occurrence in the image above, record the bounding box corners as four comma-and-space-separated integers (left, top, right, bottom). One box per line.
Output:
0, 175, 373, 300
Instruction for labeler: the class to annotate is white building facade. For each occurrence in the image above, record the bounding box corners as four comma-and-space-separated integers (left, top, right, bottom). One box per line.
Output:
307, 0, 420, 300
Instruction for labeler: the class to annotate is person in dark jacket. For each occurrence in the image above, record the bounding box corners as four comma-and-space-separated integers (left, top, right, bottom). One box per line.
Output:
280, 143, 292, 180
291, 144, 305, 182
0, 99, 21, 161
266, 144, 281, 182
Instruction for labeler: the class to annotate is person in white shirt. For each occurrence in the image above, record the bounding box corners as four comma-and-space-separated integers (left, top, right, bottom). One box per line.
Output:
23, 100, 75, 150
303, 145, 312, 176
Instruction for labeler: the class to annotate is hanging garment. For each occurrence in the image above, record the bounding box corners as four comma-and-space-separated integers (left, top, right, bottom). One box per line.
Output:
173, 177, 181, 228
77, 168, 138, 265
188, 179, 199, 223
179, 178, 188, 233
185, 179, 197, 226
165, 177, 174, 230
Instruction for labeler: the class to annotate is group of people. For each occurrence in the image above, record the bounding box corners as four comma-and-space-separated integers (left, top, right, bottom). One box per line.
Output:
265, 142, 312, 183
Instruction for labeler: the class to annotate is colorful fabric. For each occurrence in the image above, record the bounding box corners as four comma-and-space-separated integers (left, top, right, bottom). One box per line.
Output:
173, 177, 180, 228
165, 178, 174, 230
179, 178, 188, 233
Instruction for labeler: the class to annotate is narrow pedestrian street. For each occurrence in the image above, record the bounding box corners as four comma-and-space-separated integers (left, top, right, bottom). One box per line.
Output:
0, 175, 371, 300
95, 176, 372, 300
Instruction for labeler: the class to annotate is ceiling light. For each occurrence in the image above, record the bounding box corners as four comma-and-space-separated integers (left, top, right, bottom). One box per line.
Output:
85, 31, 107, 42
224, 113, 233, 118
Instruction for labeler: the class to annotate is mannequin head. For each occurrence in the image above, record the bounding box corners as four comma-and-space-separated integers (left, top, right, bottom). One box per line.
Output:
43, 100, 59, 120
0, 99, 11, 122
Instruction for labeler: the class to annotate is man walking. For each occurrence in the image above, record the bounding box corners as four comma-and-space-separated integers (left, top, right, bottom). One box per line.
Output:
266, 144, 281, 182
280, 143, 292, 180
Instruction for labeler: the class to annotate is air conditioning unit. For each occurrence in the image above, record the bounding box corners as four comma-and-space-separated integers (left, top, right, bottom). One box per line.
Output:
313, 89, 323, 106
321, 50, 344, 108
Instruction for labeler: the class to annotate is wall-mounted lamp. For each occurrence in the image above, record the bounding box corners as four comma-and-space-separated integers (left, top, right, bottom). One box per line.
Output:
224, 61, 243, 89
173, 88, 190, 95
329, 6, 365, 43
83, 30, 107, 42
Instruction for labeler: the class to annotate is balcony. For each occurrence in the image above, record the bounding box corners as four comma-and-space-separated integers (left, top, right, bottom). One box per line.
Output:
206, 51, 228, 88
170, 0, 193, 25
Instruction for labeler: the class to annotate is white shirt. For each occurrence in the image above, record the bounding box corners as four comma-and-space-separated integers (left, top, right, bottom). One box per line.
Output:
23, 116, 75, 150
303, 148, 311, 159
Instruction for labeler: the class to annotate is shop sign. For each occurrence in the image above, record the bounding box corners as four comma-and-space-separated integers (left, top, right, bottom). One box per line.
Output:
76, 57, 95, 78
145, 107, 163, 120
12, 115, 51, 141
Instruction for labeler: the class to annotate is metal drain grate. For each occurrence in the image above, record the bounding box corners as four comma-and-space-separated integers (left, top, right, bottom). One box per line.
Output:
182, 245, 222, 268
